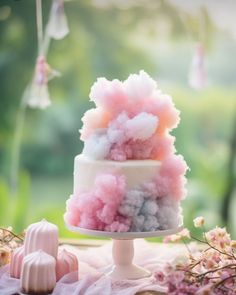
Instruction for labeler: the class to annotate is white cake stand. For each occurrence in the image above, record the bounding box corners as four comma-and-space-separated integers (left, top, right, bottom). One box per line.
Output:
67, 224, 183, 280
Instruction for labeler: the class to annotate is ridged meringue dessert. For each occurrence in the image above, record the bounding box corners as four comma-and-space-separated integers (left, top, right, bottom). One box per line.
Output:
21, 250, 56, 295
9, 220, 79, 294
64, 71, 188, 232
24, 219, 58, 258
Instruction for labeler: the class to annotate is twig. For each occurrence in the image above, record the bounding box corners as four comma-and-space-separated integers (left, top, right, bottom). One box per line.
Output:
0, 227, 24, 242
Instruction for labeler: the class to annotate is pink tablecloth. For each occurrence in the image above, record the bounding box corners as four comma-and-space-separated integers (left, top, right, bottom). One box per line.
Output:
0, 239, 188, 295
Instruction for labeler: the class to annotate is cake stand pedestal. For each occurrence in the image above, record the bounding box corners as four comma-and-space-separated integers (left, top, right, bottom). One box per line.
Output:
67, 225, 183, 280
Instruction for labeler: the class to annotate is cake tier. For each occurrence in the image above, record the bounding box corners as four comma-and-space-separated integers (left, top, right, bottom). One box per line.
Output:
64, 154, 183, 232
74, 154, 161, 195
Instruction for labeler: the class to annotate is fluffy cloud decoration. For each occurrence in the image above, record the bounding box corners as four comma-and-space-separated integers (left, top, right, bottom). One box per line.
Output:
83, 111, 165, 161
80, 70, 180, 160
64, 173, 130, 232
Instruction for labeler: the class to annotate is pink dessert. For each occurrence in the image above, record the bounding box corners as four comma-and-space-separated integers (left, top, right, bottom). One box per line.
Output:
56, 249, 78, 281
21, 250, 56, 295
9, 246, 24, 279
64, 71, 188, 232
24, 219, 58, 258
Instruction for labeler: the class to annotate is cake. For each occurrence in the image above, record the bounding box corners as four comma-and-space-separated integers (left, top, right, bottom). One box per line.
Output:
64, 70, 188, 232
21, 250, 56, 294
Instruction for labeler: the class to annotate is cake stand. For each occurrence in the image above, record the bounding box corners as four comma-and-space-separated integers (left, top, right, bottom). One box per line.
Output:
67, 224, 183, 280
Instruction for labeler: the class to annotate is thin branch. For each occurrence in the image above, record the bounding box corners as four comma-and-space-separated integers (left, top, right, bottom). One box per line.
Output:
0, 227, 24, 242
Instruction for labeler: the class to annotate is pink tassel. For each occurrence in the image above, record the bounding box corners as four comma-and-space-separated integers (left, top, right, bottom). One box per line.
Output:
47, 0, 69, 40
189, 43, 207, 90
27, 56, 51, 109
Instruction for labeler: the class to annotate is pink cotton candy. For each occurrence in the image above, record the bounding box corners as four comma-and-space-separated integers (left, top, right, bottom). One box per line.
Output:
94, 173, 126, 204
151, 155, 188, 201
80, 107, 111, 140
144, 94, 180, 134
104, 215, 131, 232
149, 134, 175, 160
64, 173, 129, 231
160, 155, 188, 178
108, 134, 175, 161
89, 78, 129, 116
81, 71, 181, 147
64, 196, 81, 226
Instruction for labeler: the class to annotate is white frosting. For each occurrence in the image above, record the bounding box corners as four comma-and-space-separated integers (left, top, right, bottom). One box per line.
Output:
73, 154, 161, 195
21, 250, 56, 294
24, 219, 58, 259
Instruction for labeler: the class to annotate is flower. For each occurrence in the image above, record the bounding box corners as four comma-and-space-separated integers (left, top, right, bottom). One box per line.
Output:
157, 220, 236, 294
164, 228, 190, 243
193, 216, 205, 228
0, 246, 10, 267
205, 226, 231, 250
154, 270, 165, 283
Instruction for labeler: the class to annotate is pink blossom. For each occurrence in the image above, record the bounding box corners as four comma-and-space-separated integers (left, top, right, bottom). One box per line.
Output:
154, 270, 165, 283
193, 216, 205, 228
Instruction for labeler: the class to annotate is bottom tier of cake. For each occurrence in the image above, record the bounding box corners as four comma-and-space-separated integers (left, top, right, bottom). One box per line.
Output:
64, 155, 186, 233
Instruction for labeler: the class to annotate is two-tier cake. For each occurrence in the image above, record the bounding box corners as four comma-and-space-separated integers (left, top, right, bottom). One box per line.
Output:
64, 70, 188, 232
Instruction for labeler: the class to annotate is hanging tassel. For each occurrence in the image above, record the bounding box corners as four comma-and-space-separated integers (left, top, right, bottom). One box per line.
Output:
47, 0, 69, 40
189, 43, 207, 90
27, 56, 53, 109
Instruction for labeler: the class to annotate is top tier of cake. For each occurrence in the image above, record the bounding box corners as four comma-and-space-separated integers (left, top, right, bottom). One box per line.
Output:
80, 70, 180, 162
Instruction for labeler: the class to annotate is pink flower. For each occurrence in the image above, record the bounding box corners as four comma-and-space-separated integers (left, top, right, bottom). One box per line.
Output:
154, 270, 165, 283
193, 216, 205, 228
205, 227, 231, 250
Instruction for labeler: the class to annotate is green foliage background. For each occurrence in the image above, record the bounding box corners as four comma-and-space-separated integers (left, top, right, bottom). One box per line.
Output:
0, 0, 235, 239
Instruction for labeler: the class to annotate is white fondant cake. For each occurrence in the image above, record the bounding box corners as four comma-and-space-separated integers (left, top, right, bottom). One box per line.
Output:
64, 71, 188, 232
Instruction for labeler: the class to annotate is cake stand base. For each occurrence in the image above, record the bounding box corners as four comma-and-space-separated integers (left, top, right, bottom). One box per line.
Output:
107, 239, 151, 280
67, 225, 183, 280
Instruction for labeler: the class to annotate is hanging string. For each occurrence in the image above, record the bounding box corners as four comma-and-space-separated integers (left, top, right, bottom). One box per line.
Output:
36, 0, 44, 55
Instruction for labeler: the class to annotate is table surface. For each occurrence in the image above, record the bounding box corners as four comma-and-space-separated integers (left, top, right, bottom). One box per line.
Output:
60, 238, 169, 295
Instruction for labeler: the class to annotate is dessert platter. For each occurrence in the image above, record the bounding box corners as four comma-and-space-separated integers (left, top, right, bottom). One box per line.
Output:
64, 70, 188, 280
0, 71, 188, 294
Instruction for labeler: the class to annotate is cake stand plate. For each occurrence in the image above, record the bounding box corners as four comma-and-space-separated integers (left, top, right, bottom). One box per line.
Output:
67, 225, 183, 280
